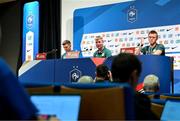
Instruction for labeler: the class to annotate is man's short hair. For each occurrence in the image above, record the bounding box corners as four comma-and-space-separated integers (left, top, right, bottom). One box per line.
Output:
111, 53, 142, 82
78, 76, 94, 83
148, 30, 158, 37
62, 40, 71, 45
143, 74, 160, 93
96, 64, 109, 80
95, 36, 103, 41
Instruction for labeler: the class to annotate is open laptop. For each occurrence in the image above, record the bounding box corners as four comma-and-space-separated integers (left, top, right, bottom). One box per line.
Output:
31, 94, 81, 121
161, 100, 180, 120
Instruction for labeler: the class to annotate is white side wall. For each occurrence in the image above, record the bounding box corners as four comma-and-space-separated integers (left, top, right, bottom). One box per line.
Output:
61, 0, 133, 55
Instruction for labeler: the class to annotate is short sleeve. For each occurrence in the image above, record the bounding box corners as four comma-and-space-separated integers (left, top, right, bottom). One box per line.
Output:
141, 46, 148, 55
157, 44, 165, 51
105, 49, 112, 58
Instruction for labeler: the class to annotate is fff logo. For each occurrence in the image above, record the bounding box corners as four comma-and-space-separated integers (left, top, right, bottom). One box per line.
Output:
127, 6, 137, 23
70, 67, 82, 82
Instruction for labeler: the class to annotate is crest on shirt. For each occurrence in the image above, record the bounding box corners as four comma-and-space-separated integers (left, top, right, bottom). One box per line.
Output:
102, 52, 105, 57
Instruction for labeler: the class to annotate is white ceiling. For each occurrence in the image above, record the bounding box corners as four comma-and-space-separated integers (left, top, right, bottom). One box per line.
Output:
0, 0, 16, 4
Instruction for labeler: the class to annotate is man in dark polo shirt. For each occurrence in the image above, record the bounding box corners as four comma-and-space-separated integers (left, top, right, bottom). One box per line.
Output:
135, 30, 165, 55
93, 36, 112, 58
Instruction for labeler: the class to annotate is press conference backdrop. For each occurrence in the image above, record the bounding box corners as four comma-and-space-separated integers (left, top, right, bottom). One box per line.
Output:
73, 0, 180, 93
22, 1, 39, 63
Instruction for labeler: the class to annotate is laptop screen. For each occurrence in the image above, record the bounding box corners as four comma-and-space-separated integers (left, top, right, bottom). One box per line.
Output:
31, 95, 81, 121
161, 100, 180, 120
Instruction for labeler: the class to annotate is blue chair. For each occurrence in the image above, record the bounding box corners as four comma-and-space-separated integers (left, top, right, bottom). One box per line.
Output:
60, 83, 135, 120
150, 99, 166, 119
160, 93, 180, 100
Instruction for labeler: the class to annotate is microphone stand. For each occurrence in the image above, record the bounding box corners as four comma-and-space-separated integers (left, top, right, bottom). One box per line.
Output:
46, 49, 58, 59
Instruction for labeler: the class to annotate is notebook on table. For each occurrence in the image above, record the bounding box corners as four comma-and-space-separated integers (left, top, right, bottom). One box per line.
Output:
31, 94, 81, 121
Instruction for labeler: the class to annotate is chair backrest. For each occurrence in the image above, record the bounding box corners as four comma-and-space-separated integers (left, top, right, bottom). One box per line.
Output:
151, 102, 164, 119
26, 86, 54, 94
60, 86, 134, 120
160, 94, 180, 100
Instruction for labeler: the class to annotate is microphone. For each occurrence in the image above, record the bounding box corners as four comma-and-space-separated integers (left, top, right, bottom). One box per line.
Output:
52, 49, 58, 52
46, 49, 58, 54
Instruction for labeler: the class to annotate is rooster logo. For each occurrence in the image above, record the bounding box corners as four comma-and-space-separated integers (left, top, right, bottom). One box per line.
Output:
127, 6, 137, 23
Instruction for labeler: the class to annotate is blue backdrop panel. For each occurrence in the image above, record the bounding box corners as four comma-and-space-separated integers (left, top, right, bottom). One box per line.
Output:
104, 55, 172, 93
55, 58, 96, 84
174, 70, 180, 93
23, 1, 39, 62
19, 60, 55, 86
138, 55, 172, 93
74, 0, 180, 51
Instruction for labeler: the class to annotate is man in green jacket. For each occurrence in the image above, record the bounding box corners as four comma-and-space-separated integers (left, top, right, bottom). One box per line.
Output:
93, 36, 112, 58
135, 30, 165, 55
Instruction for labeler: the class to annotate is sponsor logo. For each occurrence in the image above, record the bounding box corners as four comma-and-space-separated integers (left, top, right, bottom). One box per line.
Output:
106, 34, 110, 37
115, 45, 119, 47
129, 32, 133, 35
84, 36, 88, 39
164, 40, 168, 44
109, 45, 114, 48
170, 40, 174, 44
129, 38, 133, 41
126, 43, 130, 47
141, 31, 145, 34
176, 40, 180, 43
171, 46, 177, 49
132, 43, 135, 46
27, 49, 31, 52
111, 33, 114, 37
175, 27, 179, 31
108, 39, 112, 42
115, 38, 119, 42
166, 28, 173, 31
175, 34, 180, 37
87, 41, 91, 44
122, 43, 126, 47
136, 31, 139, 34
123, 33, 127, 35
163, 34, 166, 38
168, 34, 173, 38
115, 33, 119, 37
165, 47, 170, 49
27, 43, 33, 46
102, 34, 105, 37
119, 38, 123, 42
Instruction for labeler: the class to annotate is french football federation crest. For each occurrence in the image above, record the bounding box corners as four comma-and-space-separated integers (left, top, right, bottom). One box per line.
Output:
127, 6, 137, 23
27, 14, 33, 28
70, 66, 82, 82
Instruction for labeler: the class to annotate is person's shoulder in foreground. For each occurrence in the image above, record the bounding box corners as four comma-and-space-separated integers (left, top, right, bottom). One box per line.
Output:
0, 58, 38, 120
